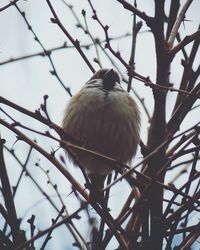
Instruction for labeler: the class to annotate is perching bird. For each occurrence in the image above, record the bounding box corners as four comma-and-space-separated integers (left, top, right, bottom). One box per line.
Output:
62, 69, 140, 202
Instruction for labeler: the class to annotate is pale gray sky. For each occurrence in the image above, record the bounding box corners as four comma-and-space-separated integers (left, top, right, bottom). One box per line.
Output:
0, 1, 199, 249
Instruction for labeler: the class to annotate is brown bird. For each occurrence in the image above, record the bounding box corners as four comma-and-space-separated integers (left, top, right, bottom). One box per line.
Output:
62, 69, 140, 202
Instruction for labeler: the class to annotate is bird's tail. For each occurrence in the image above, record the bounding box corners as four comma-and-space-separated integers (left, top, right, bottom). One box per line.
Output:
88, 174, 106, 207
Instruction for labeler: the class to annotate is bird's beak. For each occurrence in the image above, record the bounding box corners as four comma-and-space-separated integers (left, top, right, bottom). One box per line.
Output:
102, 69, 116, 91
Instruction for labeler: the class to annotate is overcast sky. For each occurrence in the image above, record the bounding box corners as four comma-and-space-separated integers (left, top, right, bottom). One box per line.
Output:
0, 1, 199, 249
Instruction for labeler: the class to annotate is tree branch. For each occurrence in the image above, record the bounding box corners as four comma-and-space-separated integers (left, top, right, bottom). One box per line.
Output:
0, 0, 19, 12
46, 0, 95, 73
0, 138, 21, 246
0, 118, 128, 249
15, 204, 85, 250
116, 0, 153, 27
168, 0, 193, 47
170, 30, 200, 56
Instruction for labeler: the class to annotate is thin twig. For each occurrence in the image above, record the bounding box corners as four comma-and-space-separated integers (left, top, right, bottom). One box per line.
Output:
15, 204, 86, 250
4, 145, 87, 249
82, 9, 103, 68
0, 118, 129, 249
170, 30, 200, 56
87, 0, 151, 84
14, 3, 72, 96
46, 0, 95, 73
0, 0, 19, 12
168, 0, 193, 47
116, 0, 153, 26
0, 138, 21, 246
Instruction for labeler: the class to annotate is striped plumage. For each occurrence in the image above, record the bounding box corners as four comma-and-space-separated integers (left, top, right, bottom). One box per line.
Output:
62, 69, 140, 196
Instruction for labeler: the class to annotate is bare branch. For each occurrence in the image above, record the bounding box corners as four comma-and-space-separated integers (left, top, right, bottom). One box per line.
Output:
145, 81, 200, 98
0, 138, 21, 246
14, 3, 72, 96
0, 0, 19, 12
87, 0, 151, 84
15, 204, 86, 250
166, 0, 180, 40
46, 0, 95, 73
170, 30, 200, 56
0, 118, 129, 249
168, 0, 193, 47
116, 0, 153, 27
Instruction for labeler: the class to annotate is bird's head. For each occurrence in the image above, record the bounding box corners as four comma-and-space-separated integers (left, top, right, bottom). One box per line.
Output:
88, 68, 120, 91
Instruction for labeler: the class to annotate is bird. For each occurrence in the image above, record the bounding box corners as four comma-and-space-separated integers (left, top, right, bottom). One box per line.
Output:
62, 68, 140, 203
